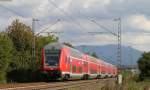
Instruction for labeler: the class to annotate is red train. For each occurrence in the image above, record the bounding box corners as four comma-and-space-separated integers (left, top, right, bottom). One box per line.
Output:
41, 43, 117, 80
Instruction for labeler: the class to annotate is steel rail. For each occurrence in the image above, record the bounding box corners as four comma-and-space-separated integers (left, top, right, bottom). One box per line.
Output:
0, 78, 115, 90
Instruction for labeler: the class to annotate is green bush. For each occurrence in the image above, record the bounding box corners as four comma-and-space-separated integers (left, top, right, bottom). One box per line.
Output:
138, 52, 150, 80
7, 69, 46, 82
0, 34, 13, 83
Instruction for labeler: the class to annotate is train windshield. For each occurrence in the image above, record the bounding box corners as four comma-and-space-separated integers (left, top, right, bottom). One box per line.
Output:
45, 49, 61, 66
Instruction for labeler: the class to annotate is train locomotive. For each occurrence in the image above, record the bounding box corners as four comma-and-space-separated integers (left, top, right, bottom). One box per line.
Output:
41, 43, 117, 80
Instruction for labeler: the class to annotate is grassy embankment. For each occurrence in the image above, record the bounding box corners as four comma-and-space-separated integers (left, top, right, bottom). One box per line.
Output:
121, 71, 150, 90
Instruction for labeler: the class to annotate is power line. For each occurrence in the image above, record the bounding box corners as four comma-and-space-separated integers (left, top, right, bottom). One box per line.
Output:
91, 20, 118, 36
35, 19, 61, 36
49, 1, 122, 68
77, 8, 117, 36
49, 0, 119, 46
76, 9, 123, 68
49, 0, 86, 32
0, 4, 24, 17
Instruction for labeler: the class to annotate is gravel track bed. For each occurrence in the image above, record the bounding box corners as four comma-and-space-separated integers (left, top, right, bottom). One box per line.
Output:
0, 78, 115, 90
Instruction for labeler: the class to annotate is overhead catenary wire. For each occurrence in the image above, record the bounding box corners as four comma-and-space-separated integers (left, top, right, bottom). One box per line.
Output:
91, 20, 118, 36
49, 1, 118, 38
0, 4, 24, 17
35, 19, 61, 36
77, 8, 118, 36
49, 0, 119, 49
49, 1, 121, 67
77, 8, 122, 67
49, 0, 87, 32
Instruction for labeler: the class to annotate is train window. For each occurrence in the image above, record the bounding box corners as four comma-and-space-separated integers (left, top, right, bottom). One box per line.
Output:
102, 71, 105, 74
65, 57, 67, 64
45, 49, 60, 66
67, 57, 70, 64
65, 56, 70, 64
90, 68, 97, 74
89, 56, 98, 63
70, 49, 83, 59
84, 62, 88, 67
72, 65, 76, 72
78, 67, 82, 73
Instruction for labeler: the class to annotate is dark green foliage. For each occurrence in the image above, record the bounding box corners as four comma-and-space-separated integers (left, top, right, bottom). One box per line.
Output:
9, 51, 32, 70
6, 19, 33, 73
0, 33, 13, 83
7, 19, 33, 51
138, 52, 150, 80
91, 52, 99, 58
7, 69, 45, 82
0, 19, 59, 83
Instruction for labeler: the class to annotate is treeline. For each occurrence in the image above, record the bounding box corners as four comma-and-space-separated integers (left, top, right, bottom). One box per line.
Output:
138, 52, 150, 81
0, 19, 58, 83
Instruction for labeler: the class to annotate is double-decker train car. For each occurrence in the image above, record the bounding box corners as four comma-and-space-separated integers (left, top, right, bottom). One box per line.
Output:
41, 43, 117, 80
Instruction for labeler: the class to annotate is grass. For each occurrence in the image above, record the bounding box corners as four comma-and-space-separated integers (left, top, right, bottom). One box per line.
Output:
121, 71, 150, 90
64, 71, 150, 90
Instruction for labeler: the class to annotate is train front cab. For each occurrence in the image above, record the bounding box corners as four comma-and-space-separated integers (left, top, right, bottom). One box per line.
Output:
41, 46, 78, 80
42, 47, 62, 80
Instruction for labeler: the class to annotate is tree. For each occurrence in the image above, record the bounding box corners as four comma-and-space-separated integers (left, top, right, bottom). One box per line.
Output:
0, 33, 13, 83
5, 19, 59, 82
138, 52, 150, 80
6, 19, 33, 71
91, 52, 99, 58
7, 19, 33, 51
36, 35, 58, 50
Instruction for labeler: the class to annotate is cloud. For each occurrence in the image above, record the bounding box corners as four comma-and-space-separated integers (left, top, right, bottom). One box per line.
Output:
1, 0, 150, 51
83, 0, 111, 9
128, 14, 150, 31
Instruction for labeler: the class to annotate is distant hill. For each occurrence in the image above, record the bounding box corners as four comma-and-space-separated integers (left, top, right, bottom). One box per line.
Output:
76, 45, 143, 65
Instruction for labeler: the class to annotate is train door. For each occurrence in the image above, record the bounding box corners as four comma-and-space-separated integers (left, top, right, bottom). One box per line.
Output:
82, 55, 88, 74
83, 61, 88, 73
99, 65, 101, 76
69, 57, 72, 73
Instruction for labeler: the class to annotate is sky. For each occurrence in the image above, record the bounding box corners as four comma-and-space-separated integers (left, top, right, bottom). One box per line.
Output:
0, 0, 150, 51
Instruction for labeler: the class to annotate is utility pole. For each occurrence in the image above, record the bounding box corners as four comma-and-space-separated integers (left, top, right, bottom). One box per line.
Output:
88, 18, 122, 70
31, 19, 60, 68
89, 19, 121, 67
32, 18, 39, 68
114, 18, 122, 69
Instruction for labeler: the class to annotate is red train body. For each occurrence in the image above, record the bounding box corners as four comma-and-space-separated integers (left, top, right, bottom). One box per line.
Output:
41, 43, 117, 80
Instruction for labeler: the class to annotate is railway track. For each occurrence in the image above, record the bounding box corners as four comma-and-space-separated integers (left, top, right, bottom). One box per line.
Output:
0, 78, 115, 90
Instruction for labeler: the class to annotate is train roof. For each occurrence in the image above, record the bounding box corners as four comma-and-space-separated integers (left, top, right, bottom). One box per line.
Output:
44, 42, 82, 52
44, 42, 67, 50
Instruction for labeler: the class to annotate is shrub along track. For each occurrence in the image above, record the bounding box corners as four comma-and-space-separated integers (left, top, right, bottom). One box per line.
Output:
0, 78, 116, 90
